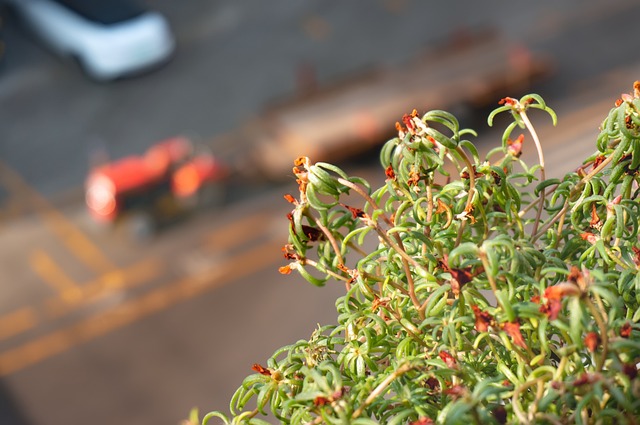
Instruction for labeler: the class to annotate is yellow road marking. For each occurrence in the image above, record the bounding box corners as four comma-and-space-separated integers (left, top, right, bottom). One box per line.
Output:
0, 308, 37, 341
205, 209, 277, 250
0, 160, 114, 274
0, 259, 161, 342
29, 249, 82, 301
0, 238, 282, 376
45, 258, 163, 317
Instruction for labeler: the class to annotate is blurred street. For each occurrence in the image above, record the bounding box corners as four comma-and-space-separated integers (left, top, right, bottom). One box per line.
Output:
0, 0, 639, 424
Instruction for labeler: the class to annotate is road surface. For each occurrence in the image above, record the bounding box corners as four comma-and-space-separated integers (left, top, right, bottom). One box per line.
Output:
0, 1, 639, 424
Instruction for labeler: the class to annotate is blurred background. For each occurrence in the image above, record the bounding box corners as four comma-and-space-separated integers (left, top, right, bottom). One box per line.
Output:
0, 0, 638, 424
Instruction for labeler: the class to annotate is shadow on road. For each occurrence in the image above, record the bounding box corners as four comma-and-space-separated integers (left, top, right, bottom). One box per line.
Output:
0, 380, 31, 425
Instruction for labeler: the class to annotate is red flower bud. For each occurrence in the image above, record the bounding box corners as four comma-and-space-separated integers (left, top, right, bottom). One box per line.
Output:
439, 350, 457, 368
252, 364, 271, 376
584, 332, 600, 353
620, 322, 632, 338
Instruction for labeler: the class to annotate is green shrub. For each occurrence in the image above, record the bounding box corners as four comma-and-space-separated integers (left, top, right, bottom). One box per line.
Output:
200, 85, 640, 424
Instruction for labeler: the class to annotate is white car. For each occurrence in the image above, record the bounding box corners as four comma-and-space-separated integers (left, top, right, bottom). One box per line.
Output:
7, 0, 175, 80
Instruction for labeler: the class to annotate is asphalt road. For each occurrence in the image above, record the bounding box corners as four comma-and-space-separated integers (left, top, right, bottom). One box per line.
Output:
0, 1, 639, 424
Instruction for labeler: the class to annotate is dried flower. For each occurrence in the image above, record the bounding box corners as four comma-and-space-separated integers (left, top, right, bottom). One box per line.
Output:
620, 322, 632, 338
439, 350, 457, 368
507, 134, 525, 157
471, 304, 494, 332
278, 265, 293, 275
584, 332, 600, 353
443, 384, 466, 400
340, 203, 366, 219
252, 364, 271, 376
541, 281, 581, 320
385, 164, 396, 181
499, 97, 517, 106
503, 321, 527, 349
622, 363, 638, 380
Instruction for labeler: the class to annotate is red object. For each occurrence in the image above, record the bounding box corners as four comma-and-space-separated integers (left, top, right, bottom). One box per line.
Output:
85, 137, 226, 222
143, 137, 192, 175
86, 156, 163, 221
172, 155, 227, 198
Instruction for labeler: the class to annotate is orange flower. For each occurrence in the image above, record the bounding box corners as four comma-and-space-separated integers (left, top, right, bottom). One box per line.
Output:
278, 265, 293, 275
544, 282, 581, 300
252, 364, 271, 376
340, 203, 366, 219
541, 281, 580, 320
620, 322, 632, 338
503, 321, 526, 349
402, 113, 417, 135
580, 232, 598, 244
449, 267, 475, 296
498, 97, 517, 106
371, 296, 389, 312
313, 396, 330, 407
471, 305, 493, 332
584, 332, 600, 353
589, 204, 600, 228
385, 164, 396, 181
283, 194, 297, 204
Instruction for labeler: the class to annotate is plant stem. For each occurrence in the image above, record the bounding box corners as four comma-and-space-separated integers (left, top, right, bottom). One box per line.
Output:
512, 376, 548, 424
336, 177, 393, 227
584, 297, 609, 372
337, 177, 425, 310
383, 306, 427, 348
520, 111, 546, 237
478, 250, 499, 295
306, 212, 344, 265
532, 150, 618, 242
303, 259, 351, 283
352, 363, 414, 419
454, 146, 477, 247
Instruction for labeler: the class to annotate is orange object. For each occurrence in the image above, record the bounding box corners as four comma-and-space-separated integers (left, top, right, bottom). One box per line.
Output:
85, 136, 227, 224
144, 137, 193, 175
172, 155, 226, 197
86, 156, 162, 221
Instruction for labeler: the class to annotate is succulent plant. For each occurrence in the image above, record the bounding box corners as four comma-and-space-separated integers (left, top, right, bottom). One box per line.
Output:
201, 85, 640, 424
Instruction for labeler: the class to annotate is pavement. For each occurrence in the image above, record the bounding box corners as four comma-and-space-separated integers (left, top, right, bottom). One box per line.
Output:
0, 1, 639, 425
0, 0, 637, 199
